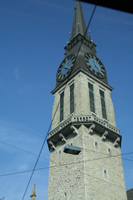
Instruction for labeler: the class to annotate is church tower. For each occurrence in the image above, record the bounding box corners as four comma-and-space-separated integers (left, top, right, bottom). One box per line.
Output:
47, 1, 127, 199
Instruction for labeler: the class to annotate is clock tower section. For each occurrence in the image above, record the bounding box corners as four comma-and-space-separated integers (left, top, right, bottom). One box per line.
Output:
47, 1, 127, 199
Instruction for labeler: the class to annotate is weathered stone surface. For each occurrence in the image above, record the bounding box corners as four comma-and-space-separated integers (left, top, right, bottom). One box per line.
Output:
48, 124, 127, 199
52, 72, 116, 130
48, 1, 127, 199
48, 71, 127, 199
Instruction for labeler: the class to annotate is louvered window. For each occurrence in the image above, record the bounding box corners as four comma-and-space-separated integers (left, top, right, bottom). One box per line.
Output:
100, 90, 107, 120
88, 83, 95, 113
70, 83, 74, 114
60, 91, 64, 121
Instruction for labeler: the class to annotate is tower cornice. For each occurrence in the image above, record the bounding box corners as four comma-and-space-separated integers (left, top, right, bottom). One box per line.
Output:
64, 33, 96, 54
48, 114, 121, 151
52, 69, 113, 95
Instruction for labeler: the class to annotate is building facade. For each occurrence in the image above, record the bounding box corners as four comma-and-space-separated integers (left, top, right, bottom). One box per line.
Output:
47, 1, 127, 199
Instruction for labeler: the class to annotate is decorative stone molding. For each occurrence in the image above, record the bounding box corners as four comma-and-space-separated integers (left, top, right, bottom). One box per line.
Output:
114, 137, 120, 148
48, 141, 56, 150
102, 131, 108, 141
64, 33, 94, 52
70, 125, 78, 134
48, 114, 120, 138
49, 114, 73, 137
59, 133, 66, 143
88, 124, 95, 135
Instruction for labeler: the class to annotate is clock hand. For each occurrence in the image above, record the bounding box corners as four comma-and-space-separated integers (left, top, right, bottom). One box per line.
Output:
65, 59, 68, 67
65, 66, 70, 70
92, 60, 98, 71
63, 59, 70, 70
95, 60, 100, 72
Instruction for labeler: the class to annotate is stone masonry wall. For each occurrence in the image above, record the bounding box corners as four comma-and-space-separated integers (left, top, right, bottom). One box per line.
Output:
48, 128, 85, 200
52, 72, 116, 130
48, 125, 127, 199
48, 71, 127, 199
82, 125, 127, 200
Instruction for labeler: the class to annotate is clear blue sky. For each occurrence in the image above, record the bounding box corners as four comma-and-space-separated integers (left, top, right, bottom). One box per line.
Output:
0, 0, 133, 199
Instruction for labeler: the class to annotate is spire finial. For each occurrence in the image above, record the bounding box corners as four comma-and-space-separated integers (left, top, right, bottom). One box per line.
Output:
88, 30, 91, 41
77, 22, 80, 33
30, 184, 36, 200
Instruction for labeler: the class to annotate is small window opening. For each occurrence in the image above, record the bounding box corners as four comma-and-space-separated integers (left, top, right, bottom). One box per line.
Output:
95, 141, 98, 151
59, 150, 62, 161
108, 148, 111, 157
103, 169, 108, 180
64, 192, 67, 200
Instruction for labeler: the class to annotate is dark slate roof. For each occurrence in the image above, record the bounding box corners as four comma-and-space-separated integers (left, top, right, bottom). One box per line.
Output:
127, 188, 133, 200
52, 0, 110, 93
71, 0, 89, 40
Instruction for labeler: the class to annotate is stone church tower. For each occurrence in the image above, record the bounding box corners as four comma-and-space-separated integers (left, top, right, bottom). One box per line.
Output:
47, 0, 127, 199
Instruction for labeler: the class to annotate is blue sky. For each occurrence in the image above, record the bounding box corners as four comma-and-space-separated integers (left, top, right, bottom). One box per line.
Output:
0, 0, 133, 199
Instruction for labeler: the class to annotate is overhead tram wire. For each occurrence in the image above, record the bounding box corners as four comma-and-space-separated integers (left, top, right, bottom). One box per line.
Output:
1, 3, 131, 196
1, 151, 133, 178
1, 137, 132, 170
0, 140, 133, 178
75, 4, 97, 58
0, 140, 49, 161
0, 166, 127, 192
0, 92, 117, 163
21, 81, 63, 200
84, 4, 97, 39
0, 122, 44, 138
1, 138, 132, 176
1, 139, 132, 176
1, 3, 97, 167
21, 5, 97, 200
21, 120, 51, 200
1, 156, 133, 193
45, 4, 97, 149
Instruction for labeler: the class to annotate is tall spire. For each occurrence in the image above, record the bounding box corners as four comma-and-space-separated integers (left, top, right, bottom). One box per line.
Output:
30, 184, 37, 200
71, 0, 89, 40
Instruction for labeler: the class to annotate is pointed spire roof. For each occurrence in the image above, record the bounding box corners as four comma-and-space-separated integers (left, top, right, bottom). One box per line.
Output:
53, 0, 109, 93
71, 0, 89, 40
30, 184, 36, 200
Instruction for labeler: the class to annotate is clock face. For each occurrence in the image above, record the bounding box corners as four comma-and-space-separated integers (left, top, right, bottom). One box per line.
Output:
85, 53, 106, 78
57, 54, 76, 81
